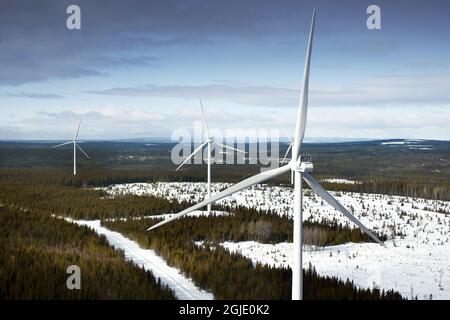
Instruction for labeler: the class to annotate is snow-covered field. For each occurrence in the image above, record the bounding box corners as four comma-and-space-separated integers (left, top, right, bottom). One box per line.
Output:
100, 182, 450, 300
218, 241, 449, 300
70, 219, 213, 300
321, 178, 361, 184
380, 139, 434, 150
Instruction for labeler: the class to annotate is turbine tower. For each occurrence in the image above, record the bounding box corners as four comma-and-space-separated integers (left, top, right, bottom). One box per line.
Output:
51, 120, 90, 175
149, 10, 385, 300
176, 99, 246, 214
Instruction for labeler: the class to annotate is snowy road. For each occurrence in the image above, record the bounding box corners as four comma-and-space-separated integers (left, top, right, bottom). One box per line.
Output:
72, 220, 213, 300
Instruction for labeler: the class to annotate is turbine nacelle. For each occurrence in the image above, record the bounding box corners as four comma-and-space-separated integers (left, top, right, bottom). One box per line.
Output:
291, 157, 314, 173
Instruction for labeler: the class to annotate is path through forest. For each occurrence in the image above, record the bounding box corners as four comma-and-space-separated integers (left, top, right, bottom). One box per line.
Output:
73, 220, 214, 300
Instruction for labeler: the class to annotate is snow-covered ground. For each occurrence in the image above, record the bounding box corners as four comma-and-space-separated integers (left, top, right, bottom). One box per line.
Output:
320, 178, 361, 184
100, 182, 450, 299
70, 219, 213, 300
216, 240, 450, 300
381, 141, 406, 145
102, 182, 450, 244
380, 139, 434, 150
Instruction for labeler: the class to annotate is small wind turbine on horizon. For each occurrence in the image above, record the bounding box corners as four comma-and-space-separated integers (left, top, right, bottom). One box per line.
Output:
280, 127, 294, 165
176, 99, 246, 214
50, 120, 90, 175
148, 10, 385, 300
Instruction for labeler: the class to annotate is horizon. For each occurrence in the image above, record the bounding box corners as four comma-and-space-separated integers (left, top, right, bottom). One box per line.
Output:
1, 137, 447, 143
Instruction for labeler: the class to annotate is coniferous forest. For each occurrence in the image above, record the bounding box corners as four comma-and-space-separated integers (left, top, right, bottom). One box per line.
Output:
0, 206, 175, 300
1, 140, 444, 299
103, 217, 400, 300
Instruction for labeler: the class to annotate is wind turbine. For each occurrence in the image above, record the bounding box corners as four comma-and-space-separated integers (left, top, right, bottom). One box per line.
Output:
280, 127, 294, 165
176, 99, 246, 214
51, 120, 90, 175
149, 10, 385, 300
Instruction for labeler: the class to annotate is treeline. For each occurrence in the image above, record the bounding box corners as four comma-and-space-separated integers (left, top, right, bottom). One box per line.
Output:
2, 167, 449, 201
0, 206, 175, 299
303, 220, 387, 246
0, 167, 163, 187
322, 178, 450, 202
0, 181, 190, 220
103, 218, 402, 300
110, 207, 384, 246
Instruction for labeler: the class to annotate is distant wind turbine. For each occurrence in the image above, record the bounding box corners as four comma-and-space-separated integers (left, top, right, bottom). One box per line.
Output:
149, 10, 385, 300
51, 120, 90, 175
280, 127, 294, 165
176, 99, 246, 214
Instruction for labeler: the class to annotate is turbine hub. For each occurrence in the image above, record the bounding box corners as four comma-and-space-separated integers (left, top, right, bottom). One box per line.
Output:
293, 154, 313, 173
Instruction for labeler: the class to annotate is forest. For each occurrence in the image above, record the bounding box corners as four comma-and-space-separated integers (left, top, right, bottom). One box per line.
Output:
0, 206, 175, 300
1, 139, 442, 299
103, 218, 400, 300
0, 167, 385, 246
0, 165, 396, 299
1, 139, 449, 201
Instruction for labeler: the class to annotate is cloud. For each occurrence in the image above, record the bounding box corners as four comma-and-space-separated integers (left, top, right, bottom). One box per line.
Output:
0, 1, 218, 86
0, 105, 283, 140
0, 0, 317, 86
2, 101, 449, 141
3, 92, 63, 99
88, 84, 297, 107
87, 73, 450, 108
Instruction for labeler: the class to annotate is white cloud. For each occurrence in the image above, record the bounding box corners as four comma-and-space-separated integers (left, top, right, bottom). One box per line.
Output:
88, 73, 450, 109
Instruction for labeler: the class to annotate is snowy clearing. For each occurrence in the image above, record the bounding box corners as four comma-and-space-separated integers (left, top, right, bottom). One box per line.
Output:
381, 141, 406, 145
70, 219, 213, 300
100, 182, 450, 299
320, 178, 361, 184
381, 140, 434, 150
215, 240, 450, 300
102, 182, 450, 245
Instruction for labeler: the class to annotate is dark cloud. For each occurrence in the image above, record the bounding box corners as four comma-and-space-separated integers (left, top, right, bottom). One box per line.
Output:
0, 0, 219, 85
1, 0, 449, 86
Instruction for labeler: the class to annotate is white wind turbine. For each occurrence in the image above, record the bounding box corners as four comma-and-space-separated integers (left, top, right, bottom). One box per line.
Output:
176, 99, 246, 214
51, 120, 90, 175
149, 10, 385, 300
280, 128, 294, 164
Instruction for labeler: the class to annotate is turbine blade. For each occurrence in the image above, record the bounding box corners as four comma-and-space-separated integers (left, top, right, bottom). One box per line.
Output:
215, 142, 246, 154
281, 143, 293, 163
76, 143, 90, 159
50, 141, 73, 149
280, 127, 293, 144
176, 140, 208, 171
75, 120, 81, 140
292, 10, 315, 162
148, 164, 291, 230
302, 172, 385, 246
199, 99, 210, 140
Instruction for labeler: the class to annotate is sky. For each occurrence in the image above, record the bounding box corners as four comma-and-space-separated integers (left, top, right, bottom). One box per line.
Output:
0, 0, 449, 141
